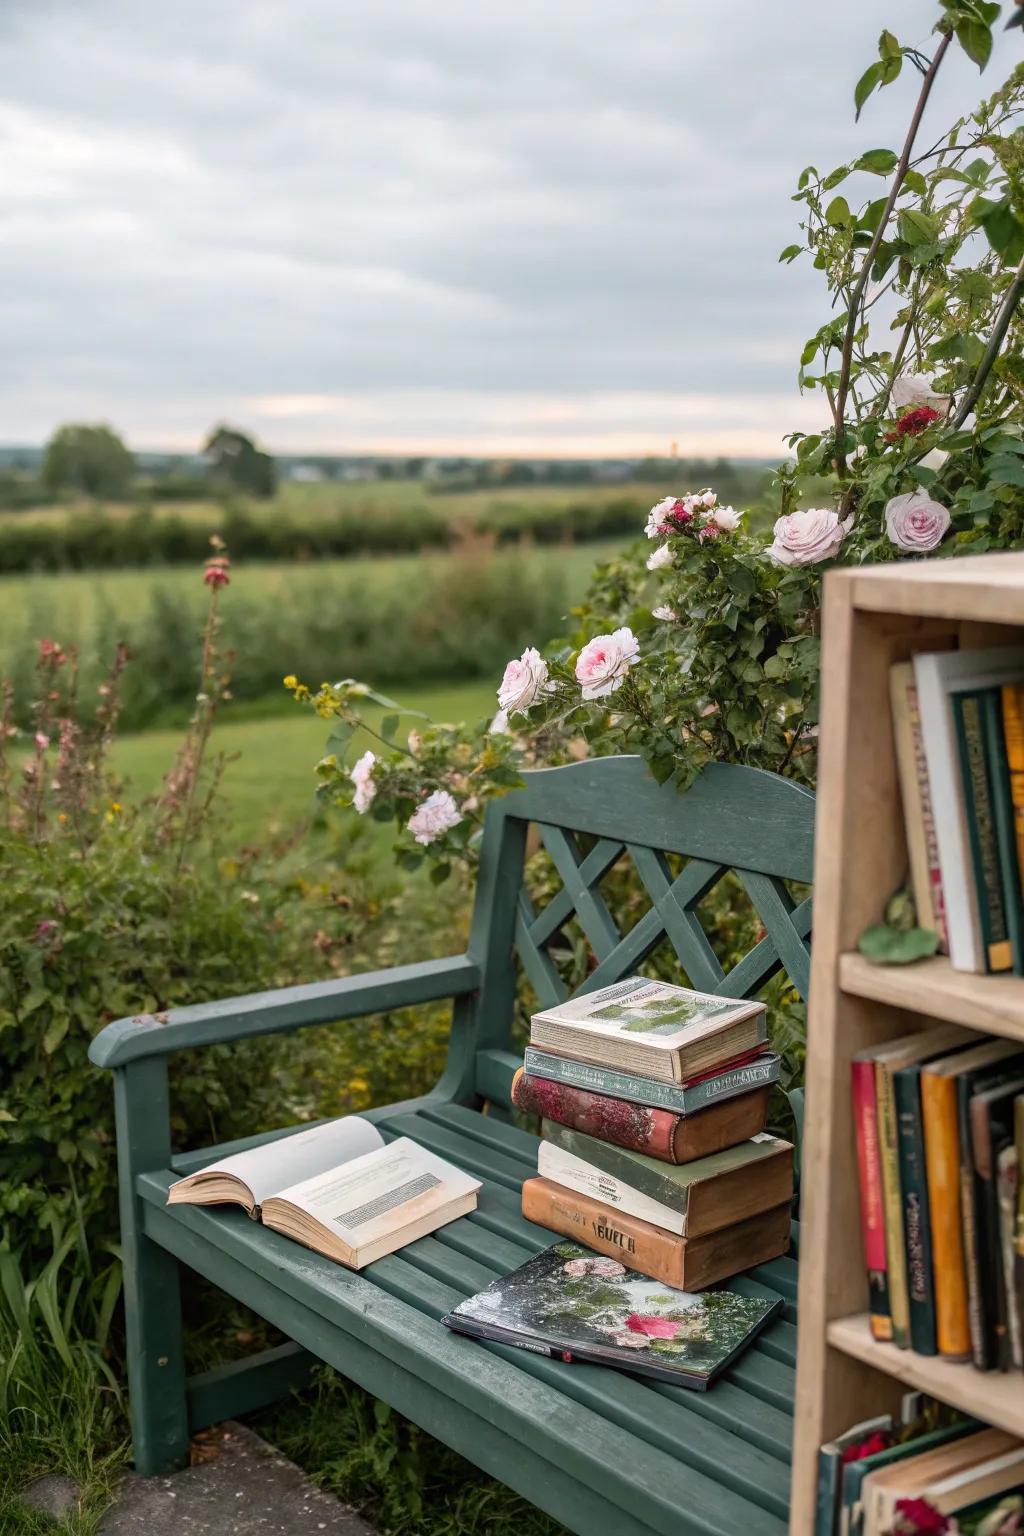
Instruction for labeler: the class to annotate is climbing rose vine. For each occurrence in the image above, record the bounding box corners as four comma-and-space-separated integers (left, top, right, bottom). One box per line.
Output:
290, 3, 1024, 879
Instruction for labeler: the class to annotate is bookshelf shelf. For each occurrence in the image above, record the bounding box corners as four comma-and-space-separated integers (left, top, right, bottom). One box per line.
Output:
827, 1315, 1024, 1440
789, 553, 1024, 1534
839, 951, 1024, 1043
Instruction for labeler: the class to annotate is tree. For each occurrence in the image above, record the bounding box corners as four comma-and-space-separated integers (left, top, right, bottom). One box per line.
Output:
202, 425, 277, 498
41, 423, 135, 499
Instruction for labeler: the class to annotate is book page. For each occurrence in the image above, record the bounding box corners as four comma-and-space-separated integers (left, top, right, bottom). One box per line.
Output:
272, 1137, 480, 1251
539, 977, 758, 1051
192, 1115, 385, 1208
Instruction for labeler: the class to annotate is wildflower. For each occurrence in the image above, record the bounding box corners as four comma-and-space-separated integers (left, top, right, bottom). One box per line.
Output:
349, 750, 377, 814
497, 647, 548, 714
38, 638, 66, 666
407, 789, 462, 845
203, 555, 231, 589
575, 628, 640, 700
34, 732, 49, 751
652, 605, 678, 622
767, 508, 852, 567
646, 543, 673, 572
33, 919, 59, 945
283, 675, 298, 690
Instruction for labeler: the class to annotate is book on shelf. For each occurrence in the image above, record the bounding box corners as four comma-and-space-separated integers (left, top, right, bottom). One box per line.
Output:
167, 1116, 479, 1269
528, 976, 766, 1084
520, 1177, 791, 1289
441, 1240, 782, 1391
1016, 1095, 1024, 1370
920, 1038, 1024, 1359
970, 1076, 1024, 1373
952, 689, 1016, 974
1003, 683, 1024, 898
890, 659, 947, 950
860, 1426, 1024, 1535
521, 1043, 781, 1114
836, 1420, 977, 1536
511, 1066, 769, 1165
911, 645, 1024, 973
814, 1413, 894, 1536
996, 1137, 1022, 1372
537, 1122, 793, 1238
851, 1050, 892, 1342
854, 1025, 976, 1351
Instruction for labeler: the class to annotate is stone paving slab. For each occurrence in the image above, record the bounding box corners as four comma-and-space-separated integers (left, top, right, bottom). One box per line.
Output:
97, 1422, 375, 1535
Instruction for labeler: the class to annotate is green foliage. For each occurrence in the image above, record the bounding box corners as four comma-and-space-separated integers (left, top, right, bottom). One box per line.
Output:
203, 425, 277, 499
41, 426, 134, 501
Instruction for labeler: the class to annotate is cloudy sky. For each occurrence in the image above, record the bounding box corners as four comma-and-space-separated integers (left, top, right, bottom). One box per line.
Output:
0, 1, 1015, 457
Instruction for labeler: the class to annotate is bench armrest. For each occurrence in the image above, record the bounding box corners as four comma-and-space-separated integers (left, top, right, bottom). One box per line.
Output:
88, 954, 480, 1069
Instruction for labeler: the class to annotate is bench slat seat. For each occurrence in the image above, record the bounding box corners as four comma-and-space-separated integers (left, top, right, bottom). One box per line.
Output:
138, 1099, 798, 1536
91, 756, 815, 1533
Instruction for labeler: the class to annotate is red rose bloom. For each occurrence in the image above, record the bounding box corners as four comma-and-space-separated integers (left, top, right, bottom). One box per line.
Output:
884, 404, 942, 442
893, 1496, 952, 1534
841, 1429, 892, 1464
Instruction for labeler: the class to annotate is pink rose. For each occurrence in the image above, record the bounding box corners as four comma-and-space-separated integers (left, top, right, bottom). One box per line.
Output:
497, 646, 547, 714
646, 543, 673, 571
407, 789, 462, 845
884, 490, 950, 554
768, 508, 851, 567
710, 505, 742, 532
645, 496, 678, 537
575, 628, 640, 700
349, 750, 377, 814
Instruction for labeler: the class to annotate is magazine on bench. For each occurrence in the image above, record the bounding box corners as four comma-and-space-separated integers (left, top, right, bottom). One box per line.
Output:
168, 1116, 480, 1270
442, 1240, 782, 1389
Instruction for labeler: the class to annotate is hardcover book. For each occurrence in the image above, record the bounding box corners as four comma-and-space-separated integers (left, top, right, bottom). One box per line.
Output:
521, 1045, 781, 1114
969, 1074, 1024, 1371
860, 1428, 1024, 1535
529, 976, 766, 1084
511, 1066, 769, 1164
852, 1054, 891, 1343
167, 1116, 480, 1269
952, 690, 1013, 973
442, 1240, 782, 1390
1002, 684, 1024, 895
890, 660, 946, 947
538, 1123, 792, 1237
520, 1177, 791, 1289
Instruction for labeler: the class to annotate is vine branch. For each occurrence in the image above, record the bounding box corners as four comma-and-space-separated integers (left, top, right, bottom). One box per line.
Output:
949, 250, 1024, 428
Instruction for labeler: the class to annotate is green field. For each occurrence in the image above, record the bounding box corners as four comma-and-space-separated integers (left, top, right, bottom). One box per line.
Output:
0, 538, 622, 653
111, 678, 496, 845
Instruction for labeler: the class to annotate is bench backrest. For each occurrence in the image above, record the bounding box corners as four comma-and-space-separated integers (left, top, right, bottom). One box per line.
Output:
463, 755, 815, 1105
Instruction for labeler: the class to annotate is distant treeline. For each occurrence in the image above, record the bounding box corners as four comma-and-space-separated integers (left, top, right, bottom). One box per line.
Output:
0, 466, 772, 576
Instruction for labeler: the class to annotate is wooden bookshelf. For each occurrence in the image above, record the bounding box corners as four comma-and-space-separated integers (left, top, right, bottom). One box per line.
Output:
789, 554, 1024, 1534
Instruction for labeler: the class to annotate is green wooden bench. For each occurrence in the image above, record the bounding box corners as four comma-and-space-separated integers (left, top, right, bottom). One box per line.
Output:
90, 755, 814, 1536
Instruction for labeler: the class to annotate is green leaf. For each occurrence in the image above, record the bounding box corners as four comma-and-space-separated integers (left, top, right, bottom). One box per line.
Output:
897, 209, 939, 246
854, 62, 882, 118
856, 148, 898, 175
42, 1016, 69, 1055
778, 244, 802, 264
380, 714, 399, 741
825, 195, 852, 228
986, 456, 1024, 488
858, 924, 940, 965
955, 17, 993, 68
858, 197, 889, 234
821, 165, 851, 191
878, 29, 901, 59
901, 169, 928, 198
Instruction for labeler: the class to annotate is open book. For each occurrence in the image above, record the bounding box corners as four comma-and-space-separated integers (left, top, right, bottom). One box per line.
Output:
168, 1116, 480, 1269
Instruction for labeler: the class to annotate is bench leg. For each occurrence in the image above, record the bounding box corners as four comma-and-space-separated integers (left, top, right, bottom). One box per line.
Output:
114, 1060, 190, 1475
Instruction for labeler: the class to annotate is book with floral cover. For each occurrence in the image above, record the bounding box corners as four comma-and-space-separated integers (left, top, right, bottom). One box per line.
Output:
442, 1240, 782, 1390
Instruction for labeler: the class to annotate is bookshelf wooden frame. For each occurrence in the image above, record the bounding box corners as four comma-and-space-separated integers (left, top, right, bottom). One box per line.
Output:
790, 553, 1024, 1534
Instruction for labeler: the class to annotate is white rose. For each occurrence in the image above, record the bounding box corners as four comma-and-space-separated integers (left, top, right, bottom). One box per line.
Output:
768, 508, 852, 567
645, 496, 677, 538
698, 488, 718, 508
407, 789, 462, 845
497, 646, 548, 714
349, 750, 377, 814
884, 489, 950, 553
710, 505, 742, 531
652, 604, 678, 621
575, 627, 641, 700
646, 543, 673, 571
891, 373, 951, 416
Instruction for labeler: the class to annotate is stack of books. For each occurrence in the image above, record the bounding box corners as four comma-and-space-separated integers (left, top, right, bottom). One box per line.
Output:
816, 1399, 1024, 1536
853, 1022, 1024, 1370
515, 976, 794, 1289
891, 645, 1024, 973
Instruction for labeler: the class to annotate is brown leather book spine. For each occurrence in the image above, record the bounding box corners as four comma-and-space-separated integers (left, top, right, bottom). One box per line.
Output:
512, 1068, 768, 1165
521, 1177, 790, 1290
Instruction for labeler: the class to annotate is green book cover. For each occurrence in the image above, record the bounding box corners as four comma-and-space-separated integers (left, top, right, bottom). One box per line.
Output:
540, 1120, 787, 1212
981, 687, 1024, 977
952, 690, 1012, 974
894, 1062, 938, 1356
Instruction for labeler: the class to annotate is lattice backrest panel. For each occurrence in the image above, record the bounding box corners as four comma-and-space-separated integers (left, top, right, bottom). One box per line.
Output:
493, 757, 815, 1008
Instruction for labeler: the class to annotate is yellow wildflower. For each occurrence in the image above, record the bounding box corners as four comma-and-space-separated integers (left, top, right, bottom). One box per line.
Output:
283, 674, 298, 690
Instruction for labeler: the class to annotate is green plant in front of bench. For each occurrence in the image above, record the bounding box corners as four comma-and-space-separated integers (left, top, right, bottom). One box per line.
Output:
90, 755, 813, 1536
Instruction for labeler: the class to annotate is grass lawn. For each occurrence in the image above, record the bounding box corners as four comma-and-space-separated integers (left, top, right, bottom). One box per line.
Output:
111, 679, 497, 846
